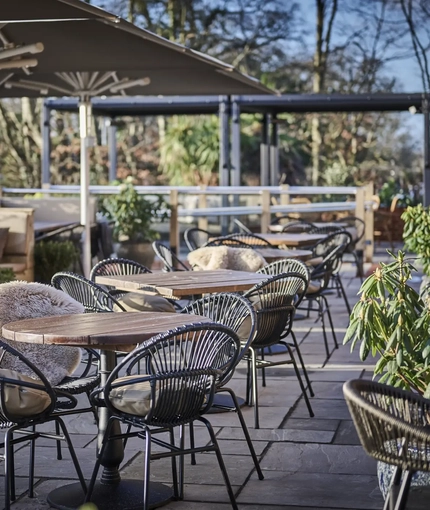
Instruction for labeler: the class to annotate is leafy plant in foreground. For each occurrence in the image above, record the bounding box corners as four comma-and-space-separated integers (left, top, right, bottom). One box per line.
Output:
344, 251, 430, 396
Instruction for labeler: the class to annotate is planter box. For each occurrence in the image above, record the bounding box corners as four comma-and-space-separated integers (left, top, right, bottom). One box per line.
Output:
374, 207, 405, 242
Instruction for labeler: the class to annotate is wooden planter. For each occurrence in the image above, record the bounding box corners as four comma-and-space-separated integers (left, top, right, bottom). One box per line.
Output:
374, 207, 406, 242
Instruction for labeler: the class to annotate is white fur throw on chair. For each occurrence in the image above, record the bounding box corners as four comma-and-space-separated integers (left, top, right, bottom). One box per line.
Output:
0, 281, 84, 385
188, 246, 266, 272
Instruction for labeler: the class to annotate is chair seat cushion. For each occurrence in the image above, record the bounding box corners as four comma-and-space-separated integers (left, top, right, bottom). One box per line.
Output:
114, 292, 176, 313
0, 369, 51, 417
109, 375, 154, 416
306, 280, 321, 294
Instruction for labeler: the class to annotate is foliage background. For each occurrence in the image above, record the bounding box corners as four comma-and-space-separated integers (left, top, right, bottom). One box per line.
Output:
1, 0, 428, 197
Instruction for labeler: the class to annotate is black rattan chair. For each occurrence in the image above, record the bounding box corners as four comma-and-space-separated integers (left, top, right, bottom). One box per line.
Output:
152, 241, 189, 272
184, 228, 210, 251
243, 273, 313, 428
308, 224, 345, 235
281, 221, 315, 233
0, 340, 86, 510
180, 293, 263, 478
335, 216, 366, 280
258, 259, 313, 397
204, 236, 254, 249
343, 379, 430, 510
52, 271, 126, 313
227, 233, 274, 247
87, 323, 241, 510
311, 231, 353, 315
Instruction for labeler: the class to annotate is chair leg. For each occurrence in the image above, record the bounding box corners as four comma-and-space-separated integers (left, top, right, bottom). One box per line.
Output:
393, 470, 413, 510
260, 349, 266, 387
55, 417, 87, 495
318, 297, 330, 360
353, 251, 364, 282
198, 417, 238, 510
383, 466, 402, 510
189, 422, 196, 466
335, 274, 351, 315
290, 330, 314, 397
55, 420, 62, 460
28, 425, 36, 497
4, 427, 15, 510
9, 432, 15, 502
285, 344, 314, 418
322, 294, 338, 349
178, 424, 185, 500
220, 387, 264, 480
142, 426, 152, 510
250, 347, 260, 429
169, 428, 179, 500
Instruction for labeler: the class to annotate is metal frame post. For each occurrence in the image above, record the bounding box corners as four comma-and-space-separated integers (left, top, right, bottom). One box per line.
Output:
41, 103, 51, 186
424, 98, 430, 207
230, 100, 241, 208
260, 113, 270, 186
107, 120, 118, 182
270, 114, 279, 186
219, 96, 230, 235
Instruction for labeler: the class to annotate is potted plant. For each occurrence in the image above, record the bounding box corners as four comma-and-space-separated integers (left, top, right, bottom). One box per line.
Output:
344, 251, 430, 497
99, 177, 170, 267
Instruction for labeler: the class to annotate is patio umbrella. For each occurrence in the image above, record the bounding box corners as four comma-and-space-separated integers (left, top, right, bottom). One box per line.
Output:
0, 0, 273, 276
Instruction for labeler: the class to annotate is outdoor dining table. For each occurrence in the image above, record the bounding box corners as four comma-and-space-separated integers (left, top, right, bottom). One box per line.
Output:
254, 233, 324, 247
2, 311, 211, 510
95, 269, 269, 299
255, 247, 312, 262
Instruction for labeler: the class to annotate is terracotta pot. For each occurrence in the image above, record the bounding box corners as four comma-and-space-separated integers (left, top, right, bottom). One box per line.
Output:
114, 241, 155, 269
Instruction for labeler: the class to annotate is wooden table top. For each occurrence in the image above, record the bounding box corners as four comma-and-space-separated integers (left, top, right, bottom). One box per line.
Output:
254, 233, 324, 247
256, 248, 312, 262
96, 270, 268, 298
2, 312, 211, 351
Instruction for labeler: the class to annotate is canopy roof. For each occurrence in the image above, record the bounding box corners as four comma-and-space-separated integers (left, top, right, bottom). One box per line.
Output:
0, 0, 272, 98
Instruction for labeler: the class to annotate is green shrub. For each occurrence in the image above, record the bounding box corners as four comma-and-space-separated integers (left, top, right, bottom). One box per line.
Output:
34, 241, 79, 284
0, 268, 15, 284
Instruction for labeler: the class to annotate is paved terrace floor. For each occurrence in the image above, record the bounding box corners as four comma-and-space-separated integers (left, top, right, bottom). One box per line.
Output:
4, 243, 424, 510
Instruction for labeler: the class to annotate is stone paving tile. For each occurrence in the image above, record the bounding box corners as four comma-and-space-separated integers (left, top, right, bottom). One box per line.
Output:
238, 471, 383, 509
332, 420, 361, 445
260, 443, 377, 475
217, 427, 335, 444
310, 381, 345, 399
206, 405, 289, 429
215, 439, 267, 456
122, 452, 255, 488
281, 417, 340, 431
291, 398, 352, 420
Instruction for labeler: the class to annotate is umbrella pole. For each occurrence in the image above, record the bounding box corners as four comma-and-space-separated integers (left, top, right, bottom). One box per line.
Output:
79, 99, 92, 277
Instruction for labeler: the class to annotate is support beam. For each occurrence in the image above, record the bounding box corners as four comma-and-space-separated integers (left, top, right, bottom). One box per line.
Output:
424, 99, 430, 207
260, 113, 270, 186
230, 100, 241, 207
41, 103, 51, 186
108, 120, 117, 182
219, 96, 230, 235
270, 114, 279, 186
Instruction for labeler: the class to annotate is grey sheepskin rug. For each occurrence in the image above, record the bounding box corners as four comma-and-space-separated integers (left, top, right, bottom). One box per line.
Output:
188, 246, 266, 272
0, 281, 84, 385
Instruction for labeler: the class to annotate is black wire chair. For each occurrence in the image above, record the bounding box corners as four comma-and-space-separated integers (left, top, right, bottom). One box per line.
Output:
308, 225, 345, 235
152, 241, 189, 272
52, 271, 126, 313
227, 233, 274, 247
334, 216, 366, 280
0, 340, 86, 510
180, 293, 263, 478
258, 259, 313, 398
90, 257, 151, 299
280, 221, 315, 233
343, 379, 430, 510
204, 236, 254, 249
184, 228, 211, 251
270, 214, 313, 226
87, 323, 241, 510
311, 231, 353, 315
243, 273, 314, 428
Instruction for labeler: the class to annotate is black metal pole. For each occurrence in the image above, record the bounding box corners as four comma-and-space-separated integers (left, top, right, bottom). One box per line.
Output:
424, 99, 430, 206
107, 120, 117, 182
41, 103, 51, 186
230, 100, 241, 207
270, 114, 279, 186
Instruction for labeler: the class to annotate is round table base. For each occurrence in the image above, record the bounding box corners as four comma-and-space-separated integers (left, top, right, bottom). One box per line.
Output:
47, 479, 173, 510
207, 394, 246, 413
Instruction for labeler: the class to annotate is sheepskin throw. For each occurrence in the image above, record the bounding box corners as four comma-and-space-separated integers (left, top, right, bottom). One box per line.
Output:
188, 246, 266, 272
0, 281, 84, 385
